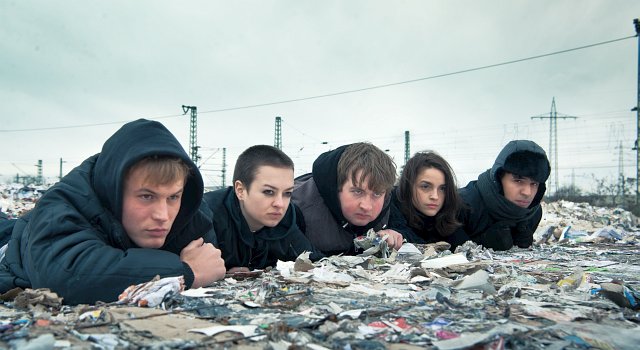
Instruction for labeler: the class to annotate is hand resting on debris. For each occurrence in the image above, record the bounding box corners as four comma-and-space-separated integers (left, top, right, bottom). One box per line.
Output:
180, 237, 226, 288
377, 229, 404, 250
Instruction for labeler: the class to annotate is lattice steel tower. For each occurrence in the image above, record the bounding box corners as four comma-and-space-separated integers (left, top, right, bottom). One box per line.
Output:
36, 160, 43, 185
274, 116, 282, 150
222, 147, 227, 187
404, 131, 410, 166
531, 97, 576, 195
182, 105, 200, 166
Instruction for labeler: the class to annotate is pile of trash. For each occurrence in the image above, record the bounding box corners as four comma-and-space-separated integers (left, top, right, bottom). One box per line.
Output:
1, 197, 640, 349
0, 183, 45, 219
536, 200, 640, 245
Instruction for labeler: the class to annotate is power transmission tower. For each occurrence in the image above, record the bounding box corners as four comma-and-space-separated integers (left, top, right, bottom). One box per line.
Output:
274, 116, 282, 150
531, 97, 576, 195
182, 105, 200, 166
222, 147, 227, 187
404, 131, 410, 166
617, 141, 625, 202
36, 160, 43, 185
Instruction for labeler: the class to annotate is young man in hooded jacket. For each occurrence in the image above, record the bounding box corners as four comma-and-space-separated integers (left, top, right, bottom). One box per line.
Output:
0, 119, 226, 305
292, 142, 402, 256
203, 145, 324, 271
456, 140, 551, 251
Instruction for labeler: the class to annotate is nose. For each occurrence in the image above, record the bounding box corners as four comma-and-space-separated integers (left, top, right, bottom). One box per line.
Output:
429, 188, 439, 200
151, 201, 170, 222
521, 184, 533, 197
273, 195, 284, 208
359, 196, 373, 211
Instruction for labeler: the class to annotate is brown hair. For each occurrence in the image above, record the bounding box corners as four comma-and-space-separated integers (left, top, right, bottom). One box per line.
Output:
397, 151, 461, 236
337, 142, 396, 193
126, 155, 191, 186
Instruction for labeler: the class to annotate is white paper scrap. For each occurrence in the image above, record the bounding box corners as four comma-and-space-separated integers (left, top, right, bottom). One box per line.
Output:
421, 253, 469, 269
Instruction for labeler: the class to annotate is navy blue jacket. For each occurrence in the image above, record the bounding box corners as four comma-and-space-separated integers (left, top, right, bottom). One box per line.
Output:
0, 119, 215, 305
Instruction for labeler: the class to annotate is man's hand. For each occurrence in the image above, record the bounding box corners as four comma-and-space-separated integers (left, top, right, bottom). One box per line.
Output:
481, 222, 514, 251
180, 238, 226, 288
377, 229, 404, 250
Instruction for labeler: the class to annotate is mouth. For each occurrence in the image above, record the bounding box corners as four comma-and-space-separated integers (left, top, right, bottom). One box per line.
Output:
354, 213, 370, 220
515, 200, 531, 207
267, 212, 283, 218
147, 228, 169, 237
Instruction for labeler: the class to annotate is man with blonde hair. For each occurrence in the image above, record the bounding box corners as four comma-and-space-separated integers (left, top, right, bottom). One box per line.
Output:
292, 143, 403, 255
0, 119, 226, 304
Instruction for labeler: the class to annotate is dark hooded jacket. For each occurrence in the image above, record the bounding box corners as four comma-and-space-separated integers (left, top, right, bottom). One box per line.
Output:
204, 187, 324, 270
388, 187, 467, 247
292, 145, 391, 256
458, 140, 551, 250
0, 119, 215, 305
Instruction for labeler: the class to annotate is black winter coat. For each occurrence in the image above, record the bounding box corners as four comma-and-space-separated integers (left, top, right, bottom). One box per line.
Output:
458, 140, 550, 250
387, 188, 467, 248
204, 187, 323, 270
0, 119, 215, 305
292, 145, 391, 256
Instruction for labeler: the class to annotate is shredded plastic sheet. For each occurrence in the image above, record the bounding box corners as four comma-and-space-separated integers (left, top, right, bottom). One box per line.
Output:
117, 275, 184, 307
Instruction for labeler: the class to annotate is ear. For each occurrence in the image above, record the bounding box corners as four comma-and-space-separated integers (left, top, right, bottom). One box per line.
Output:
234, 180, 246, 200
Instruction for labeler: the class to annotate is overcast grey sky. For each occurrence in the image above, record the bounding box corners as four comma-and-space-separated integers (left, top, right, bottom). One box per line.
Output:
1, 0, 639, 193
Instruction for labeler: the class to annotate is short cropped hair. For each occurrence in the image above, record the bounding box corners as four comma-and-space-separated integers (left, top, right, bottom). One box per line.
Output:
397, 151, 461, 236
337, 142, 396, 193
233, 145, 294, 189
126, 155, 191, 186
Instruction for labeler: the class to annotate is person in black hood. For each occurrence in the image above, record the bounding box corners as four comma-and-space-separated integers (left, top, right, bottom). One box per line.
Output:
457, 140, 551, 251
388, 151, 466, 246
204, 145, 324, 271
292, 142, 401, 256
0, 119, 226, 305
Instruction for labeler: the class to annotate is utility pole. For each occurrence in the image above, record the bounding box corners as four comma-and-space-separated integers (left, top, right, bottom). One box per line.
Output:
531, 97, 576, 195
633, 18, 640, 205
274, 116, 282, 150
59, 158, 66, 181
221, 147, 227, 187
404, 131, 410, 166
182, 105, 200, 167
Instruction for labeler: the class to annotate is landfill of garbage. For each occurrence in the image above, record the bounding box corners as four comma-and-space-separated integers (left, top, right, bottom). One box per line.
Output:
1, 190, 640, 349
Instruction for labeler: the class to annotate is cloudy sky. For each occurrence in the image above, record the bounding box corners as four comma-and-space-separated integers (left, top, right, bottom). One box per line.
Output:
1, 1, 639, 193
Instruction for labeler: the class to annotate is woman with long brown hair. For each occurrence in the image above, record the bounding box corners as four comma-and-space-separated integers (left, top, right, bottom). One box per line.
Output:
389, 151, 467, 249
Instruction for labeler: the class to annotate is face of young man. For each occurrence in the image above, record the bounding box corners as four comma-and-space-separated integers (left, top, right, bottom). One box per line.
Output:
501, 172, 539, 208
412, 167, 446, 217
121, 167, 185, 248
235, 165, 294, 232
338, 170, 386, 226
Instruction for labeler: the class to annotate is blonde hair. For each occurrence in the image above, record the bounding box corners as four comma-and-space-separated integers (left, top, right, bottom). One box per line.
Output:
126, 156, 191, 186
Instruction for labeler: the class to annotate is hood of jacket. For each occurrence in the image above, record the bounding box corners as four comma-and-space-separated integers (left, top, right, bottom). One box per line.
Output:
489, 140, 551, 207
92, 119, 203, 239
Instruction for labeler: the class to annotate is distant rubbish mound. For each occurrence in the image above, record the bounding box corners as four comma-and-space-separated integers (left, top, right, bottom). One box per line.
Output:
536, 200, 639, 245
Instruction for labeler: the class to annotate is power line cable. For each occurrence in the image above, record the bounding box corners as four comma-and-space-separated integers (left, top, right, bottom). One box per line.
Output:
1, 35, 634, 133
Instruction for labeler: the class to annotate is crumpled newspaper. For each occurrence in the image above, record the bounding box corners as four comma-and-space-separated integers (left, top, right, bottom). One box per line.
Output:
13, 288, 63, 309
354, 228, 391, 258
118, 275, 184, 307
